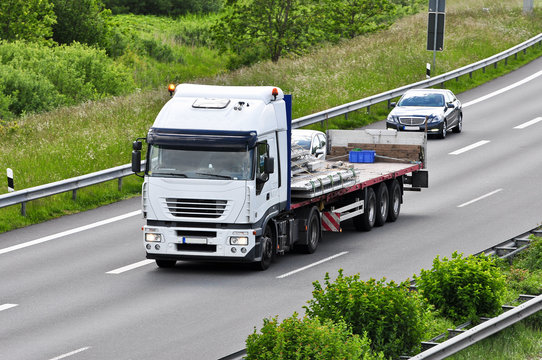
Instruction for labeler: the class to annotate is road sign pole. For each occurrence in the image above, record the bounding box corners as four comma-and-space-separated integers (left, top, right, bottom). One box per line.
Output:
432, 0, 439, 74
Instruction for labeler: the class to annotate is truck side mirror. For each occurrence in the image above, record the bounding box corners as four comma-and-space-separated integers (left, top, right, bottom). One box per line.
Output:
133, 141, 142, 151
132, 150, 141, 173
264, 157, 274, 174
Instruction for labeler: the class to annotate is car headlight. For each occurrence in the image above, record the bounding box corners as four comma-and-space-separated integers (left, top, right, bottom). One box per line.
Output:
428, 115, 443, 123
387, 114, 398, 123
145, 233, 162, 242
229, 236, 249, 246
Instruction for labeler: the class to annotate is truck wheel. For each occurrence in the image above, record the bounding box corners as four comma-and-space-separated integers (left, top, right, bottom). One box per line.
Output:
254, 224, 274, 270
300, 207, 321, 254
354, 187, 376, 231
375, 183, 389, 227
156, 259, 176, 268
387, 179, 401, 222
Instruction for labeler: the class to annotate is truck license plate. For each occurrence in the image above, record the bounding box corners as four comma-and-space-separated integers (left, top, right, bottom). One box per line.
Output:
182, 237, 207, 244
403, 126, 419, 131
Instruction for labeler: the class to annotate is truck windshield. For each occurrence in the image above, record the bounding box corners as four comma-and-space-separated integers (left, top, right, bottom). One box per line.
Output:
148, 145, 254, 180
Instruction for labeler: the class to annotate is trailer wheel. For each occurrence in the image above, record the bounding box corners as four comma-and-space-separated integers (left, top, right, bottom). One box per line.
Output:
375, 183, 389, 227
387, 179, 401, 222
254, 224, 274, 270
354, 187, 376, 231
300, 207, 321, 254
156, 259, 176, 268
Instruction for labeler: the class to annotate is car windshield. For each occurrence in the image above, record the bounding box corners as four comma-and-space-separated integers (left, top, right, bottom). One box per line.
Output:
398, 93, 445, 107
148, 145, 254, 180
291, 135, 311, 150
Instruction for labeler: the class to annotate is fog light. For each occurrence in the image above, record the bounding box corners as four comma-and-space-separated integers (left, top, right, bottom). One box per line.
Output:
231, 247, 237, 253
241, 247, 247, 254
155, 244, 160, 250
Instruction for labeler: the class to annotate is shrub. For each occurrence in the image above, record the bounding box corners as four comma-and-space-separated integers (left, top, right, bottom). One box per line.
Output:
304, 270, 429, 359
507, 267, 542, 295
515, 235, 542, 272
245, 313, 384, 360
415, 251, 506, 323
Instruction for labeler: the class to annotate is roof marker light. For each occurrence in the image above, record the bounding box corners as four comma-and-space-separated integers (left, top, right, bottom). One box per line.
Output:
168, 83, 176, 96
272, 87, 279, 100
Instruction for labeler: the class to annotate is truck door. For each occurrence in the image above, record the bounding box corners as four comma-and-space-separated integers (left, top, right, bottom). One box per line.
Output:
254, 137, 279, 222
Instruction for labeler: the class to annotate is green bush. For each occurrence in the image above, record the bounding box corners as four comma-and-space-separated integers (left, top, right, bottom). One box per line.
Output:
304, 270, 429, 359
0, 41, 134, 117
515, 236, 542, 272
415, 252, 506, 323
245, 313, 384, 360
506, 267, 542, 295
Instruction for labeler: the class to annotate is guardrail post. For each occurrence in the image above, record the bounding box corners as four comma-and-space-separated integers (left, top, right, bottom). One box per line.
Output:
469, 72, 472, 79
505, 57, 508, 66
366, 105, 371, 114
72, 189, 77, 201
494, 61, 498, 69
21, 202, 26, 216
118, 177, 123, 191
482, 66, 486, 73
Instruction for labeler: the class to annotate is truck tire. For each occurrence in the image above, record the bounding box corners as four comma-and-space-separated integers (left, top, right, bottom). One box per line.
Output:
156, 259, 176, 268
254, 224, 274, 270
354, 187, 376, 231
299, 206, 321, 254
375, 183, 389, 227
387, 179, 401, 222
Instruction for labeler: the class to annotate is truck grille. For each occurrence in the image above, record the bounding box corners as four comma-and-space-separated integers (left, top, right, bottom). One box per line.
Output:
165, 198, 228, 219
399, 117, 426, 126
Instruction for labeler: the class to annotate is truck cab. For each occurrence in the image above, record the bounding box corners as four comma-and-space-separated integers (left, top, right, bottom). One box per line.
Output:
132, 84, 290, 269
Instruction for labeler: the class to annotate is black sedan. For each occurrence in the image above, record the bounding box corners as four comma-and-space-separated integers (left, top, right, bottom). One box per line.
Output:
386, 89, 462, 139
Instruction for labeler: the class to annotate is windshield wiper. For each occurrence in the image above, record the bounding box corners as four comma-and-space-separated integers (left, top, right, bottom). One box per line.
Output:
153, 172, 187, 178
196, 172, 233, 180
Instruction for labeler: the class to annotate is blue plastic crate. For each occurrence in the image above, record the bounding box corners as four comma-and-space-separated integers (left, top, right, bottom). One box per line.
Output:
349, 150, 375, 163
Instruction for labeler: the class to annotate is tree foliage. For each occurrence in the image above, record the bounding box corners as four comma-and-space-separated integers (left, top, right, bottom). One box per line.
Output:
212, 0, 401, 65
0, 0, 56, 43
212, 0, 316, 65
51, 0, 111, 47
103, 0, 222, 16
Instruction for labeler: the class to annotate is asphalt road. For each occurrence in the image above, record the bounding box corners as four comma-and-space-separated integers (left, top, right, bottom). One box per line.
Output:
1, 57, 542, 360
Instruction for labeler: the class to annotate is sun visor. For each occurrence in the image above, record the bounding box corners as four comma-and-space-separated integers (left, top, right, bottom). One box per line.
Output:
147, 128, 258, 150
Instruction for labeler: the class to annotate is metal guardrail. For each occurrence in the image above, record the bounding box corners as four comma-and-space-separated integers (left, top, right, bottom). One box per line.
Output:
292, 33, 542, 129
1, 33, 541, 214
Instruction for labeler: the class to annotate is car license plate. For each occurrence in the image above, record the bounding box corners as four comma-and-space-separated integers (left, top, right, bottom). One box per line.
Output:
403, 126, 419, 131
182, 237, 207, 244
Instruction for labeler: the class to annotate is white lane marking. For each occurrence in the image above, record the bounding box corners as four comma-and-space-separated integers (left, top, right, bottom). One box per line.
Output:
449, 140, 490, 155
514, 117, 542, 129
49, 347, 90, 360
458, 189, 503, 208
463, 69, 542, 108
0, 210, 141, 256
0, 303, 18, 312
106, 259, 154, 274
277, 251, 348, 279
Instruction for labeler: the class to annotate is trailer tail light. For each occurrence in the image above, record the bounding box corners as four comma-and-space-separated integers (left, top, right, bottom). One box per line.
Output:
168, 83, 176, 96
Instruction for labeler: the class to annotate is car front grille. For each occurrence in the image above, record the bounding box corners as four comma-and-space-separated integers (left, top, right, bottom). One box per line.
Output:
399, 117, 427, 126
164, 198, 229, 219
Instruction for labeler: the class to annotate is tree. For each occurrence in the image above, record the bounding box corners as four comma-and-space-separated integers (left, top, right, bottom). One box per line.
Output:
317, 0, 395, 40
212, 0, 315, 63
0, 0, 56, 42
51, 0, 111, 47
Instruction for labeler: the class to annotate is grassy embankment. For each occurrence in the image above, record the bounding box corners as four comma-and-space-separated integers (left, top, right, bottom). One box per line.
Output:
0, 0, 541, 233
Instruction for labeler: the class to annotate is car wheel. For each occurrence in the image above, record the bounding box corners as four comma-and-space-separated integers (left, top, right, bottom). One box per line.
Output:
439, 120, 447, 139
387, 179, 401, 222
374, 183, 389, 227
453, 113, 462, 133
354, 187, 376, 231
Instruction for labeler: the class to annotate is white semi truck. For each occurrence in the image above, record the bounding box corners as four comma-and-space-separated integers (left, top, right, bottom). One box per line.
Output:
132, 84, 428, 270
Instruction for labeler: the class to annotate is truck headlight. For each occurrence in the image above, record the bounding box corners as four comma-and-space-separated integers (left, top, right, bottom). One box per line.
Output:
145, 233, 162, 242
229, 236, 249, 246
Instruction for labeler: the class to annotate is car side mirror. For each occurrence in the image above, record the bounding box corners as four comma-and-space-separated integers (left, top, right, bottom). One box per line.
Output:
447, 103, 455, 109
390, 102, 397, 108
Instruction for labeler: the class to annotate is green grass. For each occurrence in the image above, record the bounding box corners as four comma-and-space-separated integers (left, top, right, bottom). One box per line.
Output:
0, 0, 541, 233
